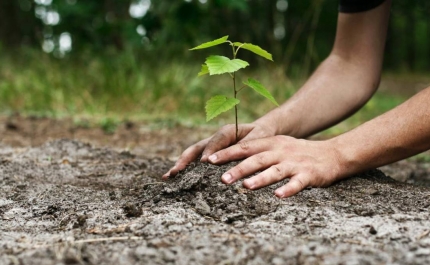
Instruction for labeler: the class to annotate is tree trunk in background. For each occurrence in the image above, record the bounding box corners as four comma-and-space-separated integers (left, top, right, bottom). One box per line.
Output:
385, 16, 395, 70
103, 0, 128, 51
265, 0, 275, 50
405, 6, 415, 71
428, 7, 430, 70
0, 1, 38, 48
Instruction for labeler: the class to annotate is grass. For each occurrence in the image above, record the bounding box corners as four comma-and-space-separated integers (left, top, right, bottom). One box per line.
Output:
0, 48, 416, 136
0, 48, 296, 125
318, 91, 406, 137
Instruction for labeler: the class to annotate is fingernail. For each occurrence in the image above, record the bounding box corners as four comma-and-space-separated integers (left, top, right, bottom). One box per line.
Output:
244, 180, 255, 189
208, 154, 218, 163
222, 173, 233, 184
275, 190, 284, 198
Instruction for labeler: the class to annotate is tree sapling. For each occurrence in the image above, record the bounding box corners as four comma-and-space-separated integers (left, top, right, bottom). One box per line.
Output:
190, 35, 279, 142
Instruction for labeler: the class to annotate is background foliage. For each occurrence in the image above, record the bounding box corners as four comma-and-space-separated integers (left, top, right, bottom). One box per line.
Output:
0, 0, 429, 133
2, 0, 430, 71
0, 0, 430, 70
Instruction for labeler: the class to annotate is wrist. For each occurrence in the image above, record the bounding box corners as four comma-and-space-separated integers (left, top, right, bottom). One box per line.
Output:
327, 134, 366, 178
253, 108, 299, 136
252, 114, 281, 136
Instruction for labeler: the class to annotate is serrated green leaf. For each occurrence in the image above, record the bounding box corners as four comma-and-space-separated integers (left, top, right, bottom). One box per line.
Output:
243, 78, 279, 106
205, 95, 240, 121
234, 42, 273, 61
190, 36, 229, 50
198, 64, 209, 76
205, 55, 249, 75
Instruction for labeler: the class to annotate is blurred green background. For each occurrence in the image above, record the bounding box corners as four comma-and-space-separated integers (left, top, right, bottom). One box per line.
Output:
0, 0, 429, 135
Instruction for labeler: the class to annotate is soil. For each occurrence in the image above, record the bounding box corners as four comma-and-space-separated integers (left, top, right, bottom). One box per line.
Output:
1, 115, 430, 265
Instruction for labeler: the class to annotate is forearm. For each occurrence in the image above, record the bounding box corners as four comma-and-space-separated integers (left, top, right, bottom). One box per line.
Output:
254, 54, 380, 138
254, 1, 390, 138
332, 86, 430, 176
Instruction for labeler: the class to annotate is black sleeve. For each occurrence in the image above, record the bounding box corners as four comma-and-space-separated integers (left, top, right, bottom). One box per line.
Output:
339, 0, 386, 13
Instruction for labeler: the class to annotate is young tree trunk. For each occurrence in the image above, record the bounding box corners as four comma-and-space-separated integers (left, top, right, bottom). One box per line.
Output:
405, 6, 416, 71
0, 1, 38, 48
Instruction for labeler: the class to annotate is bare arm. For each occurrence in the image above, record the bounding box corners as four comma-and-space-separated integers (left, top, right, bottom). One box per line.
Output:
210, 83, 430, 198
256, 0, 391, 137
333, 86, 430, 176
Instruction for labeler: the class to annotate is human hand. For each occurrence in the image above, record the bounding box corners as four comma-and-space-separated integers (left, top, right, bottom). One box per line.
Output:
162, 122, 276, 179
206, 135, 345, 198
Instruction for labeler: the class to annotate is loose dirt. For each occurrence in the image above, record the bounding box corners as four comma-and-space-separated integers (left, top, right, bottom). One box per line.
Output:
1, 116, 430, 264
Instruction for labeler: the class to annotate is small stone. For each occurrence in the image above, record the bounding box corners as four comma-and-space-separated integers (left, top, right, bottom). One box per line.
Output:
369, 226, 377, 235
364, 188, 379, 195
194, 199, 211, 215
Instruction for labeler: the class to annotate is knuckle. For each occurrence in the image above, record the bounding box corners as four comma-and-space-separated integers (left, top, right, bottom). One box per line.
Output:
293, 178, 306, 191
271, 165, 284, 180
297, 178, 306, 190
186, 145, 200, 155
214, 131, 226, 141
233, 164, 246, 176
207, 137, 224, 150
220, 124, 234, 132
239, 140, 250, 151
302, 164, 314, 174
254, 154, 266, 167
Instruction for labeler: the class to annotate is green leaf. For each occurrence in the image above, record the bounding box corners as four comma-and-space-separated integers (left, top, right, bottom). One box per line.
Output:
198, 64, 209, 76
205, 55, 249, 75
190, 36, 229, 50
205, 95, 240, 121
234, 42, 273, 61
243, 78, 279, 106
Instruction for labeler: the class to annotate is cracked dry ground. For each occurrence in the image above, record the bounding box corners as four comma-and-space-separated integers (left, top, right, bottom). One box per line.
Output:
0, 120, 430, 264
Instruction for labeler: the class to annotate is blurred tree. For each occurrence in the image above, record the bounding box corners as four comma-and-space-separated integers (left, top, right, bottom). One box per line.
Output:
0, 0, 428, 72
0, 0, 39, 48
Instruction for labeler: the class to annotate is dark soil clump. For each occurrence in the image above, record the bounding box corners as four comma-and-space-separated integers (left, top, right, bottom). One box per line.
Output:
141, 159, 283, 223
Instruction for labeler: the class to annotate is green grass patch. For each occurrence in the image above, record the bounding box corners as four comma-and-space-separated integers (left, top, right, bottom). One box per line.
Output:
0, 49, 295, 126
319, 91, 407, 137
0, 49, 415, 136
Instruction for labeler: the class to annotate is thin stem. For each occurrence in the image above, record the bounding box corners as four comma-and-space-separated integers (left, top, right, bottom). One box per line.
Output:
234, 72, 238, 143
229, 41, 244, 143
228, 41, 236, 56
233, 51, 238, 143
235, 43, 246, 57
237, 84, 247, 93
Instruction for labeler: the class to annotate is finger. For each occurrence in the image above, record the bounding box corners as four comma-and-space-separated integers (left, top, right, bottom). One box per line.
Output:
274, 175, 309, 198
243, 163, 291, 190
220, 152, 278, 184
208, 137, 276, 164
201, 124, 237, 161
162, 138, 209, 179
